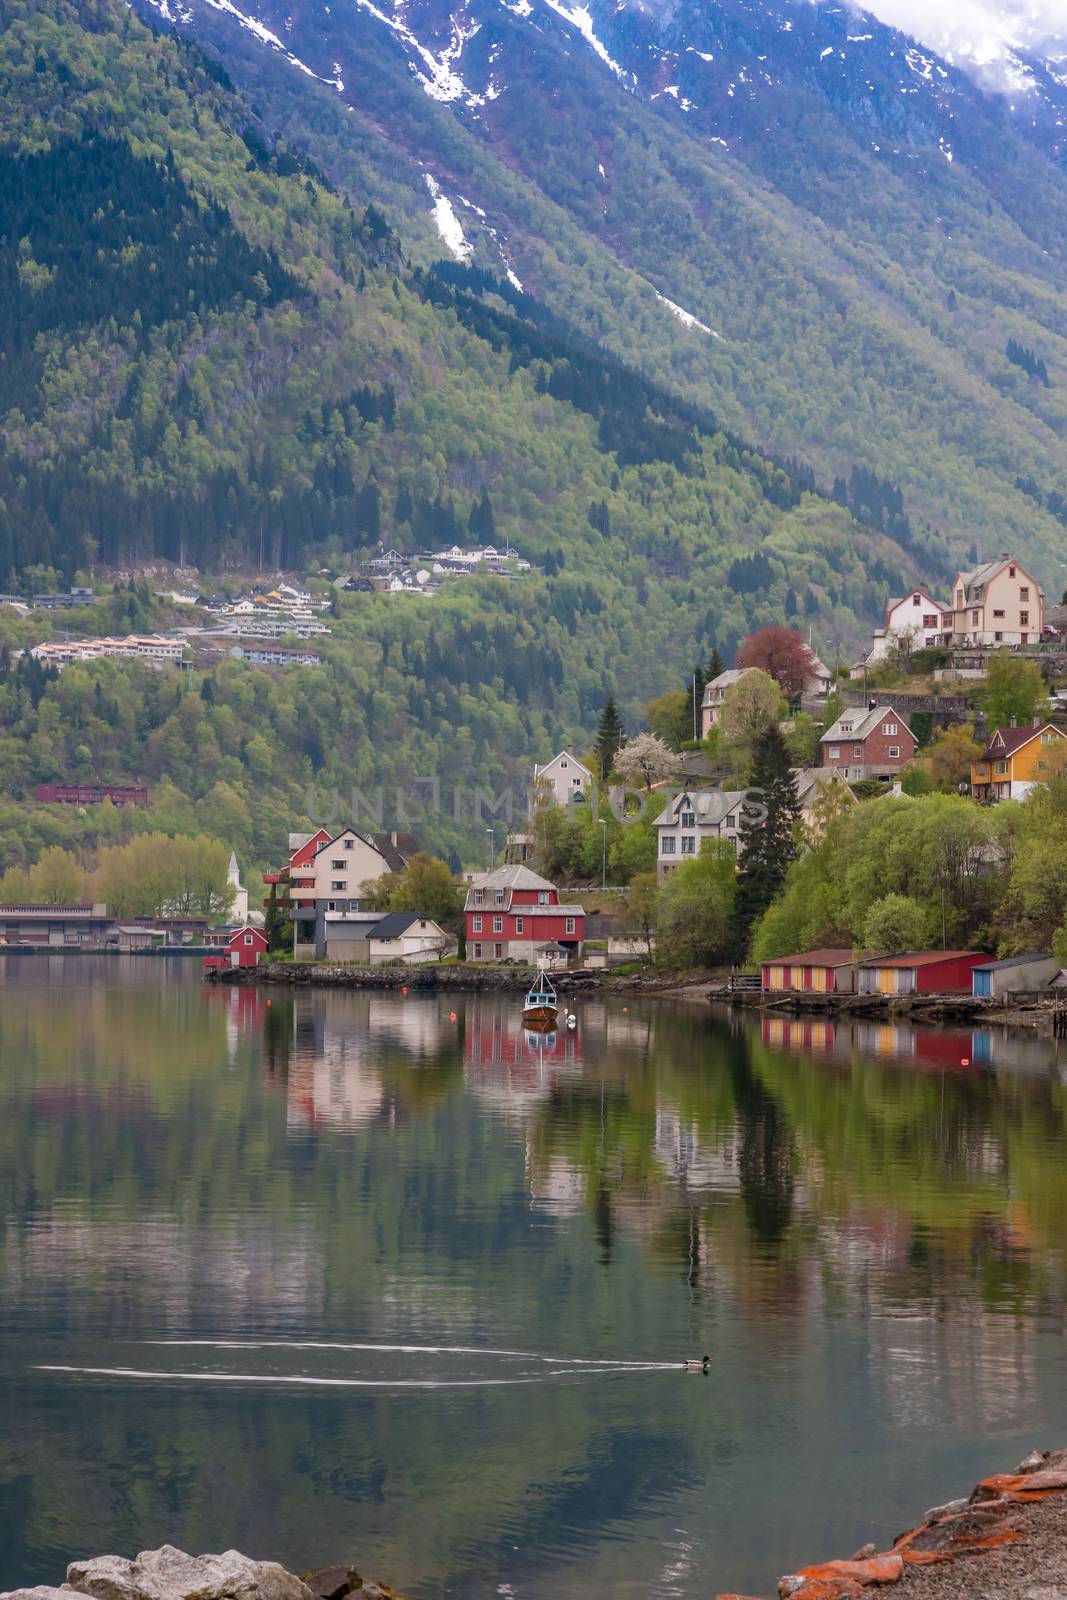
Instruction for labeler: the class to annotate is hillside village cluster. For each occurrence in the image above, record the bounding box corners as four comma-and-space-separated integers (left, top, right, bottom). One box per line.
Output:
7, 551, 1067, 1001
18, 543, 531, 675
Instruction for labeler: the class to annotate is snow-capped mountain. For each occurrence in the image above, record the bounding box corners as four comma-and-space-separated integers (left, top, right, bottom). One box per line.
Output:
130, 0, 1067, 579
135, 0, 1067, 172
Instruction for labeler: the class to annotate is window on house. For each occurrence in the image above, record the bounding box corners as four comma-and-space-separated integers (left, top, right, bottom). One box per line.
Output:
829, 746, 841, 759
883, 722, 897, 735
1020, 586, 1029, 600
681, 811, 696, 828
1021, 610, 1029, 625
493, 916, 503, 933
331, 880, 345, 891
995, 631, 1003, 642
923, 614, 938, 627
473, 943, 482, 960
912, 593, 921, 605
343, 838, 354, 850
995, 760, 1009, 775
495, 890, 504, 905
331, 859, 345, 869
515, 917, 524, 934
888, 746, 901, 758
972, 610, 980, 625
662, 837, 677, 855
494, 943, 503, 958
681, 836, 696, 854
474, 889, 484, 905
538, 892, 549, 904
565, 917, 576, 934
472, 916, 483, 933
1042, 731, 1058, 744
992, 610, 1005, 619
244, 934, 254, 946
1009, 566, 1016, 577
853, 745, 863, 759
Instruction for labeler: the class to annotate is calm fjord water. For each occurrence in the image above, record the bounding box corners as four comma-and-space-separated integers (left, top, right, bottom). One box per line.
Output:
2, 960, 1067, 1597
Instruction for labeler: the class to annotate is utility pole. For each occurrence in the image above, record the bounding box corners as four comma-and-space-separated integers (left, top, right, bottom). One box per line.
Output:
599, 817, 607, 889
485, 825, 494, 872
692, 672, 698, 742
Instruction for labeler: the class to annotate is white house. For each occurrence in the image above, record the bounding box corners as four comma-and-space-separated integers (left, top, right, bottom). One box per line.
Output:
654, 789, 747, 877
533, 750, 592, 807
366, 912, 455, 964
864, 588, 950, 665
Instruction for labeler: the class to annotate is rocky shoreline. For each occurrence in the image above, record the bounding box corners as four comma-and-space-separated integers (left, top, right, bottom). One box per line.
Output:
1, 1546, 405, 1600
717, 1446, 1067, 1600
208, 961, 1067, 1036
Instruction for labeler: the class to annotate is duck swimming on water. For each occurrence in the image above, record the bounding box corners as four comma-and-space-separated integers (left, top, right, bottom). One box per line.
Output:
684, 1356, 710, 1372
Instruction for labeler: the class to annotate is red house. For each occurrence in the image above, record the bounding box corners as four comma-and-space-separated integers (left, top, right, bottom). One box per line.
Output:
465, 866, 584, 963
203, 925, 269, 971
819, 704, 916, 782
263, 827, 333, 912
857, 951, 985, 995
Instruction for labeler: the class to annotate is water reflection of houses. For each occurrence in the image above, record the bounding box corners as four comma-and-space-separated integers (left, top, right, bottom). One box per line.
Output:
760, 1014, 1059, 1077
463, 997, 584, 1117
653, 1107, 741, 1197
282, 995, 456, 1130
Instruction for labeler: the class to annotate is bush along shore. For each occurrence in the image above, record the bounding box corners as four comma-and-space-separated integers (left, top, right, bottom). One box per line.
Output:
205, 961, 709, 995
717, 1445, 1067, 1600
0, 1546, 405, 1600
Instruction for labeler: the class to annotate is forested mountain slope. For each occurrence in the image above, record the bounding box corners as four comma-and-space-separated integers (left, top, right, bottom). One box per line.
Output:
0, 0, 936, 864
129, 0, 1067, 586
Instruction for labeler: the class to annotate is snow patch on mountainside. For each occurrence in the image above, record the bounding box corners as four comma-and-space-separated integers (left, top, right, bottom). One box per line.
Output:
425, 174, 473, 259
193, 0, 350, 86
655, 291, 720, 339
355, 0, 487, 105
540, 0, 627, 79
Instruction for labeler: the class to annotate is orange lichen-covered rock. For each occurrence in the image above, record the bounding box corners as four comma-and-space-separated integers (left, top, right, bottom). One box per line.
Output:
974, 1469, 1067, 1501
789, 1581, 865, 1600
797, 1554, 904, 1585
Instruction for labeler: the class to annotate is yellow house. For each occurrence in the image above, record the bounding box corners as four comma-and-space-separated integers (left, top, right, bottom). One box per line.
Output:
971, 721, 1066, 802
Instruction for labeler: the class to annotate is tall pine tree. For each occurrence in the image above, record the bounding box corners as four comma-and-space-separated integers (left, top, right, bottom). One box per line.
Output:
729, 726, 799, 961
706, 646, 724, 682
595, 695, 625, 778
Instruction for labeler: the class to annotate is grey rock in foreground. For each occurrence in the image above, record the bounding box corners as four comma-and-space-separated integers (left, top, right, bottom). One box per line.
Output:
1, 1548, 315, 1600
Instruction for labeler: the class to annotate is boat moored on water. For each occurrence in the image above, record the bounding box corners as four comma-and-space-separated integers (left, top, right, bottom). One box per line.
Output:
523, 970, 558, 1030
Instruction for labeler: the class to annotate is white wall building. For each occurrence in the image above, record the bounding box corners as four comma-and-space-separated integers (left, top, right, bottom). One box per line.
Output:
533, 750, 592, 807
654, 789, 747, 877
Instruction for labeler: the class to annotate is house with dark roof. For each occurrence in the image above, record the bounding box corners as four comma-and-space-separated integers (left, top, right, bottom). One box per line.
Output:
972, 954, 1061, 998
971, 722, 1066, 802
367, 912, 455, 964
819, 704, 916, 782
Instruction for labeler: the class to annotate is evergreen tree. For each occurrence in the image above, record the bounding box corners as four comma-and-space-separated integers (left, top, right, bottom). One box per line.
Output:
730, 726, 799, 961
264, 882, 287, 953
706, 647, 724, 682
595, 695, 625, 777
468, 487, 495, 542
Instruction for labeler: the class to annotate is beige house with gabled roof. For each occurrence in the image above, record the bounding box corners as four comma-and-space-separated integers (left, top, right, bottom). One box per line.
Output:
533, 750, 592, 807
944, 556, 1044, 647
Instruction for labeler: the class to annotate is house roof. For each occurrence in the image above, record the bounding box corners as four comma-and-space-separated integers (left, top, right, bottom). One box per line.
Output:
821, 705, 913, 744
954, 559, 1005, 600
701, 668, 754, 706
858, 951, 982, 969
370, 831, 420, 872
369, 911, 443, 939
791, 766, 854, 804
534, 750, 591, 779
768, 949, 860, 968
980, 722, 1062, 761
469, 865, 556, 890
972, 953, 1055, 971
887, 588, 947, 614
654, 789, 746, 827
